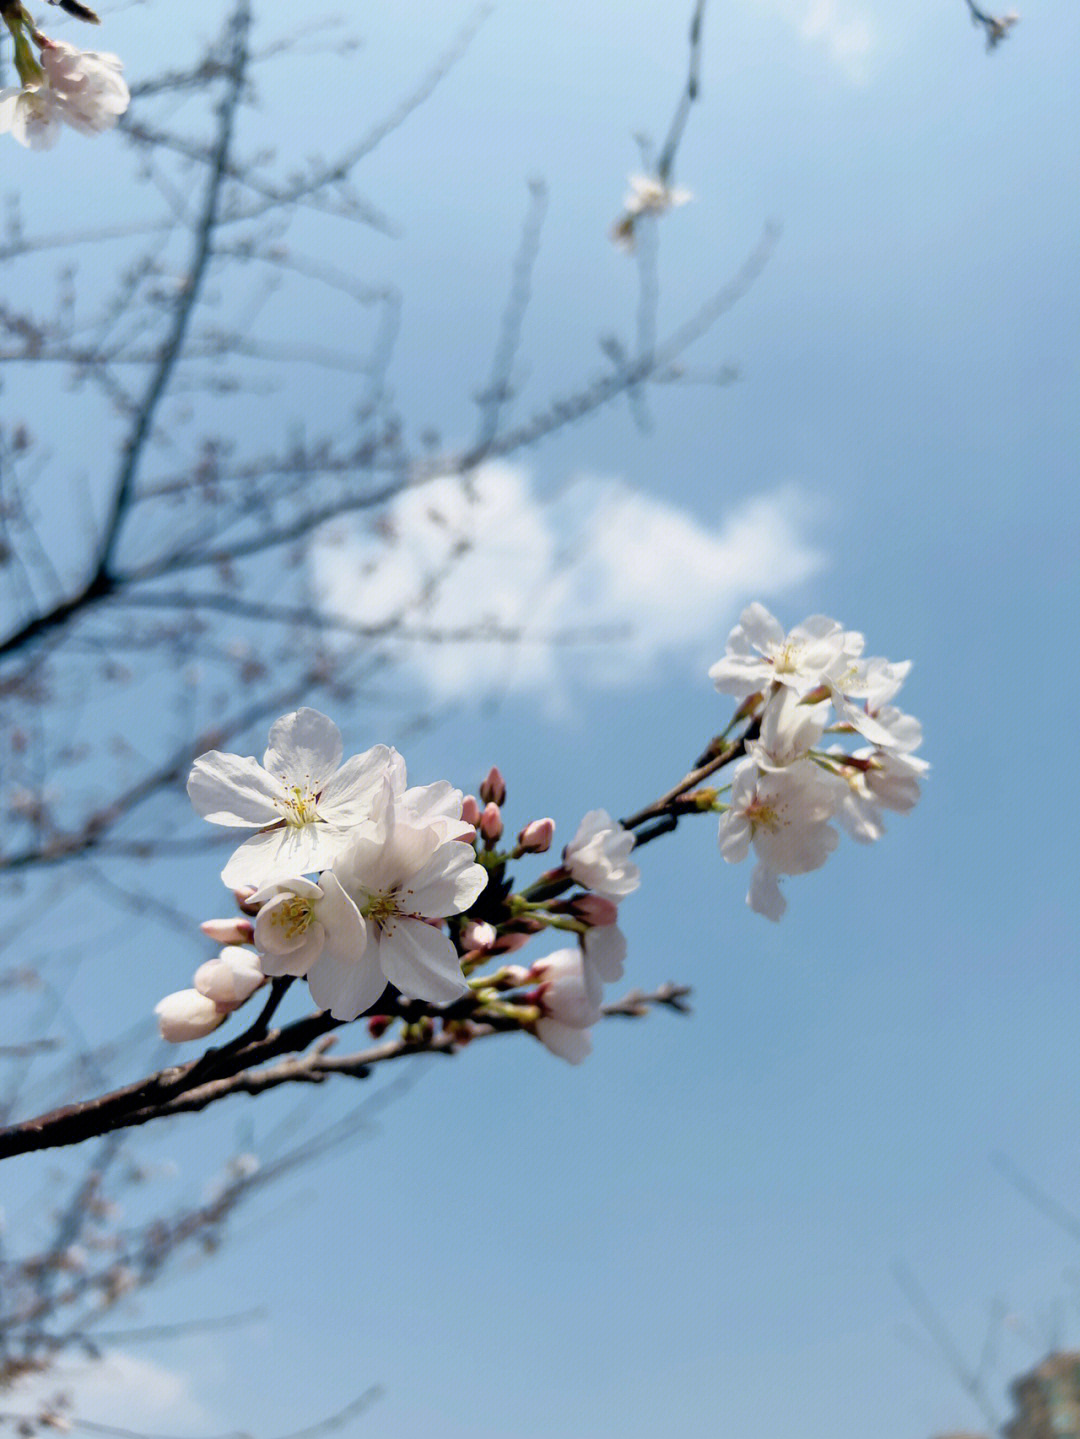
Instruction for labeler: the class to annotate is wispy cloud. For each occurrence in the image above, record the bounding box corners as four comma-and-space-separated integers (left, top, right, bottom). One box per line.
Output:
313, 464, 826, 709
757, 0, 878, 83
8, 1350, 213, 1431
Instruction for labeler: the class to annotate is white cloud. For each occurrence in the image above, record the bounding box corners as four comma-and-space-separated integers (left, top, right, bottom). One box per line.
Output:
7, 1350, 214, 1432
313, 464, 826, 709
758, 0, 878, 83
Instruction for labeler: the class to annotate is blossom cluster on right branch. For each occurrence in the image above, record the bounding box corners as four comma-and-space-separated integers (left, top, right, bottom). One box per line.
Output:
711, 603, 927, 920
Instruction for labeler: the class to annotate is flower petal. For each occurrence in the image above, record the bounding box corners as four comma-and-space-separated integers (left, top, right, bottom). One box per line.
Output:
263, 708, 343, 787
375, 919, 468, 1005
305, 935, 383, 1021
187, 751, 285, 826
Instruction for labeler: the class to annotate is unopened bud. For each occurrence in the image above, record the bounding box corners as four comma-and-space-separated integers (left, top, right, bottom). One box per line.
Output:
479, 802, 503, 842
492, 930, 530, 954
479, 766, 507, 806
460, 919, 497, 952
367, 1014, 392, 1039
233, 887, 261, 916
155, 989, 226, 1043
567, 893, 619, 927
200, 917, 255, 945
461, 794, 481, 826
194, 948, 266, 1011
517, 817, 555, 854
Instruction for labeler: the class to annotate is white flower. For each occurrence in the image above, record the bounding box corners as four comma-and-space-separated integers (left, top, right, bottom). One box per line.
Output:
710, 603, 854, 699
394, 778, 475, 843
564, 810, 640, 901
532, 947, 603, 1064
0, 86, 64, 150
251, 873, 368, 989
832, 747, 928, 844
719, 759, 840, 920
624, 174, 693, 217
611, 174, 693, 252
187, 709, 397, 888
582, 922, 626, 1004
155, 989, 225, 1042
193, 945, 266, 1008
321, 781, 489, 1014
40, 41, 129, 134
749, 685, 832, 769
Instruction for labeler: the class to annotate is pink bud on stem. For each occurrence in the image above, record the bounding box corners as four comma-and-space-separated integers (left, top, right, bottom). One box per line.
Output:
479, 766, 506, 806
479, 802, 503, 843
516, 817, 555, 854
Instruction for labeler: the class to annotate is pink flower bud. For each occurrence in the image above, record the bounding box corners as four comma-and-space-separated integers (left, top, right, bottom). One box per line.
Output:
200, 917, 255, 945
461, 794, 481, 826
460, 919, 497, 952
517, 817, 555, 853
479, 802, 503, 842
568, 893, 619, 927
234, 887, 261, 916
367, 1015, 392, 1038
492, 929, 532, 955
479, 766, 506, 806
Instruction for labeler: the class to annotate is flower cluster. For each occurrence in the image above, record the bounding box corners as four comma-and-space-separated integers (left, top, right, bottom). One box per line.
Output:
0, 10, 129, 151
181, 710, 487, 1021
157, 715, 643, 1066
711, 603, 927, 920
158, 600, 923, 1060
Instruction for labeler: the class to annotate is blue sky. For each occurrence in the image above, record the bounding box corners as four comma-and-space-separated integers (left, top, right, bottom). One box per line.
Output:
3, 1, 1080, 1436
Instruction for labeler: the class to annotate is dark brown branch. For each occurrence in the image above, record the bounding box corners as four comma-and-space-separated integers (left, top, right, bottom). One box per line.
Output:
0, 988, 690, 1160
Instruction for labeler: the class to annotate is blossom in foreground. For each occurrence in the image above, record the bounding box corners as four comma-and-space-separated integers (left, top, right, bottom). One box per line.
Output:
564, 810, 640, 901
312, 781, 489, 1016
531, 948, 603, 1064
187, 709, 397, 888
40, 41, 129, 133
718, 759, 840, 921
251, 874, 368, 989
0, 39, 128, 149
0, 84, 64, 149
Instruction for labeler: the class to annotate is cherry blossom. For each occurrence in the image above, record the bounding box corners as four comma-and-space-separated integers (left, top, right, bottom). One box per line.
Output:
710, 603, 855, 699
39, 41, 128, 134
531, 948, 603, 1064
749, 685, 832, 770
316, 781, 489, 1014
719, 759, 841, 920
187, 709, 397, 888
0, 85, 64, 149
564, 810, 640, 901
832, 749, 928, 844
250, 873, 368, 997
